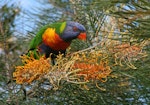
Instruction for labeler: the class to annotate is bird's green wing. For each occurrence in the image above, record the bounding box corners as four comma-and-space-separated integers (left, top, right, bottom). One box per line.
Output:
29, 22, 66, 50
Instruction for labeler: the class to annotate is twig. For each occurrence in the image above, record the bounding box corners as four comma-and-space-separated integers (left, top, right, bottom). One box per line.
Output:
71, 42, 102, 55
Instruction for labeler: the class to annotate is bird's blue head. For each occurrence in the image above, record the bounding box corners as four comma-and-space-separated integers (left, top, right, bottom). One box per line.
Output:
60, 21, 86, 42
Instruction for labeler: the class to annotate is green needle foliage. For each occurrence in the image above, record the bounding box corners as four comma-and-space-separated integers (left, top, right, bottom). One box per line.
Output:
0, 0, 150, 104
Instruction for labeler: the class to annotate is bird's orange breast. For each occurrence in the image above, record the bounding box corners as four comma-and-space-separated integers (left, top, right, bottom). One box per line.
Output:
42, 28, 70, 51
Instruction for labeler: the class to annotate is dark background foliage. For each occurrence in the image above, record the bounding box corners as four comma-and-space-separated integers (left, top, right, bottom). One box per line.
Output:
0, 0, 150, 104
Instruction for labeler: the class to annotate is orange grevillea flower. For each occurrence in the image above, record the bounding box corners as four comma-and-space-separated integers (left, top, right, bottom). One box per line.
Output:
73, 61, 111, 82
109, 43, 147, 69
13, 55, 50, 84
112, 43, 142, 56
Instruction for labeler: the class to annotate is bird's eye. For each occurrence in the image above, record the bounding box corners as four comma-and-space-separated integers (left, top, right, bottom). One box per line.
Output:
73, 26, 79, 32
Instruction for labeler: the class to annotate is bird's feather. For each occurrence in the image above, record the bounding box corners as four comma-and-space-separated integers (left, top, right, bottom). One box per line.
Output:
29, 22, 66, 50
27, 21, 86, 64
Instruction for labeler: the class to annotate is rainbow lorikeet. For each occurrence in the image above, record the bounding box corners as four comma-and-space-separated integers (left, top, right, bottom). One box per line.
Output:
28, 21, 86, 64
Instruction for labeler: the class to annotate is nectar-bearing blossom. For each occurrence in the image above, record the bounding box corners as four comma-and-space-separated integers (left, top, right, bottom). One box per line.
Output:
13, 50, 112, 91
74, 61, 111, 82
109, 43, 147, 69
13, 55, 50, 84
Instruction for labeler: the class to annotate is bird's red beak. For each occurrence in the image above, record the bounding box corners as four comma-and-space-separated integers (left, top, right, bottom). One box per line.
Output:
77, 32, 86, 40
